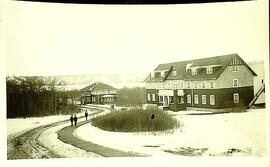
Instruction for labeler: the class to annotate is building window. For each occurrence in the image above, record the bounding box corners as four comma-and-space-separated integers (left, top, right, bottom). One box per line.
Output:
173, 82, 177, 89
169, 96, 174, 103
179, 96, 184, 104
194, 95, 199, 104
233, 79, 238, 87
207, 67, 213, 74
187, 95, 191, 104
234, 93, 239, 103
152, 94, 156, 101
161, 71, 165, 77
202, 82, 206, 88
167, 82, 171, 89
191, 69, 197, 75
194, 82, 198, 89
210, 95, 215, 105
147, 94, 151, 101
202, 95, 206, 104
232, 66, 239, 72
177, 82, 181, 89
159, 96, 163, 102
210, 81, 214, 88
172, 70, 177, 77
187, 82, 190, 89
92, 96, 96, 102
150, 72, 154, 78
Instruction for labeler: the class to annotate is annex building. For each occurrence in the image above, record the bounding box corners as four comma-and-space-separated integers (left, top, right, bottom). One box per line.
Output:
144, 53, 259, 112
80, 82, 117, 105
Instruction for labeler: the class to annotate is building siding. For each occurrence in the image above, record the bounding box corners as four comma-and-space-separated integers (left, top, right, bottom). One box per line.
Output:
215, 65, 254, 88
146, 86, 253, 111
184, 87, 254, 109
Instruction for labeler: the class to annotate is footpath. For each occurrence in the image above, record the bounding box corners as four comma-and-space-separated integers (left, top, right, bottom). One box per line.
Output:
57, 111, 144, 157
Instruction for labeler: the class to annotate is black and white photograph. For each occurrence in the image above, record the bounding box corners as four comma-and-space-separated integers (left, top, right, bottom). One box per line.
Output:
0, 0, 269, 166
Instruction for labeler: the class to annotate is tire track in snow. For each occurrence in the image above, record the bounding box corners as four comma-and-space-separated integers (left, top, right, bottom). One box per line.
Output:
8, 107, 103, 159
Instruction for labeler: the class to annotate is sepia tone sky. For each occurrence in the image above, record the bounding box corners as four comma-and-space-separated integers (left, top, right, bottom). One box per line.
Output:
4, 0, 268, 76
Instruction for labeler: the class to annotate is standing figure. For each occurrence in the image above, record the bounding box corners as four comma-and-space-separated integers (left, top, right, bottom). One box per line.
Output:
74, 115, 78, 126
85, 111, 88, 121
70, 115, 74, 126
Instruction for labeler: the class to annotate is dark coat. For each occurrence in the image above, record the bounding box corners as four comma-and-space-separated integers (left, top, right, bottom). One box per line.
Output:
74, 116, 78, 122
70, 116, 74, 122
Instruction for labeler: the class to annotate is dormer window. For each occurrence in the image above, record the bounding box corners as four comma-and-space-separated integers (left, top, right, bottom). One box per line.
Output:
191, 69, 197, 75
207, 67, 213, 74
154, 72, 161, 78
161, 71, 165, 77
172, 70, 177, 77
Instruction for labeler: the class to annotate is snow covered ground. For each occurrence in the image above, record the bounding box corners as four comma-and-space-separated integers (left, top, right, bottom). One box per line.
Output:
7, 115, 69, 137
38, 123, 102, 158
7, 110, 87, 138
74, 108, 267, 157
6, 104, 108, 139
7, 107, 267, 157
7, 106, 105, 159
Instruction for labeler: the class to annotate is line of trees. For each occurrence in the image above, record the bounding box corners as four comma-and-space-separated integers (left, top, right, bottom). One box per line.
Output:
115, 87, 146, 107
6, 76, 80, 118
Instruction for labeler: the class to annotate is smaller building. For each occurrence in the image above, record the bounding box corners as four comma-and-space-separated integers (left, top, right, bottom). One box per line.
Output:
248, 60, 265, 107
80, 82, 117, 105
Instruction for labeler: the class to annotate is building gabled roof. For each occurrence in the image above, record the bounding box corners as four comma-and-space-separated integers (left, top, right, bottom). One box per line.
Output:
145, 53, 257, 82
80, 82, 117, 92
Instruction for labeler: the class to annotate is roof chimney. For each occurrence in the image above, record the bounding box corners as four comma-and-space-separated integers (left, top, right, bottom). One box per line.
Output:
186, 63, 193, 72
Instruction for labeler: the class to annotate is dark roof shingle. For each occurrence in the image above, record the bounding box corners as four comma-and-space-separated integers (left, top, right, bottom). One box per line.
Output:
145, 53, 256, 82
80, 82, 117, 92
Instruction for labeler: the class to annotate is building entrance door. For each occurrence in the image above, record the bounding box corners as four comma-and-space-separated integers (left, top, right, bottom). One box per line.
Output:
164, 96, 169, 107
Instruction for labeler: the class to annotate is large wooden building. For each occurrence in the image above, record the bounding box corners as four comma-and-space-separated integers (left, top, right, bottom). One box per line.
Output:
144, 54, 257, 112
80, 82, 117, 105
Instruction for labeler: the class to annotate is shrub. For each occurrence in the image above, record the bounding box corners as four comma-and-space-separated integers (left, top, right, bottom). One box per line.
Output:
91, 109, 182, 132
232, 107, 247, 113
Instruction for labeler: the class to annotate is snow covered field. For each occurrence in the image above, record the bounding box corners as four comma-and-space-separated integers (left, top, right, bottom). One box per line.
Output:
7, 108, 267, 157
38, 123, 102, 158
7, 115, 69, 137
75, 109, 267, 156
7, 111, 87, 138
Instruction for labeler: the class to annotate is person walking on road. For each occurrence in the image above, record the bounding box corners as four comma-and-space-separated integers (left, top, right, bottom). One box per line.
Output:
85, 111, 88, 121
70, 115, 74, 126
74, 115, 78, 126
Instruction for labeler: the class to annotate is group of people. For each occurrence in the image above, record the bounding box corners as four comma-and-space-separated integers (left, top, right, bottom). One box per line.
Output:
70, 114, 78, 126
69, 110, 89, 126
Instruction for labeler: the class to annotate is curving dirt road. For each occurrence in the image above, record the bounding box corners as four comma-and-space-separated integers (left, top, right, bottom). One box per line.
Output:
7, 107, 104, 159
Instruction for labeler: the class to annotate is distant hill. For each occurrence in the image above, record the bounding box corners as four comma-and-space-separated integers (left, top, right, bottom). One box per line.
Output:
40, 73, 148, 90
8, 60, 264, 91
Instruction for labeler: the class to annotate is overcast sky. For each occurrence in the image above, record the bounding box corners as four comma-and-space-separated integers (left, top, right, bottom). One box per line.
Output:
4, 0, 268, 76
